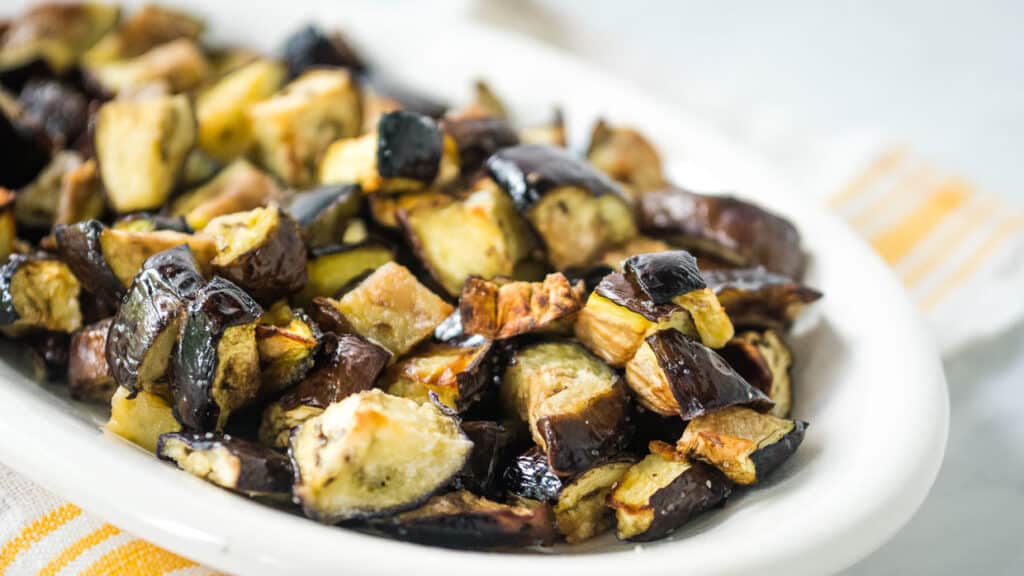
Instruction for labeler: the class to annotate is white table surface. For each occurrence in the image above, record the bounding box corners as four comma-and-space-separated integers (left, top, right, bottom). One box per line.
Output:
450, 1, 1023, 573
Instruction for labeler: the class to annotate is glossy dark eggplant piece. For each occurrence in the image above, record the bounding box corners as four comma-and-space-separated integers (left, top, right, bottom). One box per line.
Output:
609, 445, 732, 541
441, 115, 519, 175
55, 220, 126, 309
486, 144, 625, 213
172, 276, 263, 431
503, 446, 565, 502
367, 490, 556, 549
376, 110, 444, 184
105, 245, 204, 396
456, 420, 527, 498
639, 187, 807, 279
703, 267, 822, 330
289, 389, 473, 523
625, 329, 772, 418
676, 406, 807, 485
205, 206, 308, 305
0, 255, 82, 337
720, 330, 793, 417
68, 317, 116, 402
157, 432, 294, 496
286, 183, 362, 248
0, 108, 50, 189
17, 79, 90, 149
293, 241, 393, 306
279, 25, 366, 78
459, 273, 584, 340
382, 338, 495, 411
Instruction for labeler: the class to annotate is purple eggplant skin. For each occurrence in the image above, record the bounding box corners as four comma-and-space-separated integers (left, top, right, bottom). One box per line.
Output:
279, 332, 390, 411
625, 461, 731, 542
638, 187, 806, 280
55, 220, 125, 310
485, 144, 629, 213
646, 329, 773, 420
157, 432, 294, 496
537, 380, 632, 477
0, 108, 51, 189
703, 267, 822, 330
594, 271, 680, 322
456, 420, 528, 498
623, 250, 706, 305
172, 277, 263, 431
441, 116, 519, 175
18, 79, 90, 150
750, 420, 808, 481
279, 25, 367, 79
376, 111, 444, 184
0, 255, 27, 326
105, 246, 206, 394
503, 446, 565, 503
286, 184, 362, 248
211, 208, 308, 306
68, 318, 116, 401
627, 404, 687, 454
31, 331, 70, 382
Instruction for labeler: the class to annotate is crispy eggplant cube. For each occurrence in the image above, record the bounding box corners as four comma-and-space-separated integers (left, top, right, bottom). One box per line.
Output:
204, 205, 308, 304
105, 245, 205, 395
173, 277, 262, 431
399, 183, 536, 296
289, 389, 473, 523
639, 187, 807, 279
377, 110, 444, 184
256, 308, 320, 398
625, 329, 772, 418
170, 159, 282, 231
314, 262, 453, 357
106, 387, 181, 453
87, 38, 210, 95
676, 406, 807, 485
157, 432, 293, 497
0, 256, 82, 337
502, 342, 630, 476
249, 69, 361, 186
368, 490, 555, 549
95, 94, 195, 213
486, 144, 637, 269
196, 59, 286, 162
293, 242, 393, 306
286, 183, 361, 248
382, 339, 495, 411
554, 458, 635, 543
704, 267, 822, 331
68, 317, 116, 402
585, 120, 666, 195
720, 330, 793, 417
459, 274, 585, 340
609, 445, 731, 541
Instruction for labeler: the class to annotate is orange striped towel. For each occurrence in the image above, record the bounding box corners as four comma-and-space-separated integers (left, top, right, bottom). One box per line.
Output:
1, 144, 1021, 575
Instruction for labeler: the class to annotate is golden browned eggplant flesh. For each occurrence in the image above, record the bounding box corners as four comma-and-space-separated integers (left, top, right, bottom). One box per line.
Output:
0, 1, 822, 551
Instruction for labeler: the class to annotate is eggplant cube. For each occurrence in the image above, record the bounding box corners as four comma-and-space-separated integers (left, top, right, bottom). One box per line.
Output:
248, 69, 361, 186
68, 318, 117, 402
289, 389, 473, 523
704, 268, 822, 331
157, 432, 293, 497
0, 256, 82, 337
459, 273, 584, 340
106, 387, 182, 453
376, 110, 444, 183
554, 459, 634, 543
170, 159, 282, 231
196, 58, 286, 162
720, 330, 793, 417
286, 183, 361, 248
86, 38, 210, 95
676, 406, 807, 485
255, 309, 320, 398
0, 2, 119, 73
585, 120, 666, 195
293, 242, 394, 306
95, 94, 196, 213
382, 339, 494, 411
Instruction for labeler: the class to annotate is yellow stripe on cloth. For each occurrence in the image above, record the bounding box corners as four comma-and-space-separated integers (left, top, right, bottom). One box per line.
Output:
869, 177, 972, 264
79, 539, 198, 576
37, 524, 121, 576
898, 198, 999, 286
0, 503, 81, 573
829, 145, 909, 208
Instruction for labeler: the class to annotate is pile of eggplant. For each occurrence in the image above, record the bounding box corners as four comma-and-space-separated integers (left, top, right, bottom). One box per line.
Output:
0, 2, 824, 550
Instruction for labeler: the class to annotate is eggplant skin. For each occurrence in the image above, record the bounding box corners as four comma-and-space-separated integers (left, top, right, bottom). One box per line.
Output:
457, 420, 527, 498
459, 274, 585, 340
172, 277, 263, 431
485, 144, 627, 213
537, 382, 631, 476
282, 332, 391, 410
68, 318, 117, 402
502, 446, 564, 503
18, 79, 90, 150
280, 25, 366, 78
703, 267, 822, 330
623, 250, 706, 305
0, 256, 82, 333
0, 109, 50, 189
157, 432, 293, 496
55, 220, 125, 309
554, 458, 635, 543
639, 187, 806, 279
367, 490, 556, 549
376, 110, 444, 183
286, 184, 361, 248
383, 339, 495, 412
441, 116, 519, 175
720, 330, 793, 417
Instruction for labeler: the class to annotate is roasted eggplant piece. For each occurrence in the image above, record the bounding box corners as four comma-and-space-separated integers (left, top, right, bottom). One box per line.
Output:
17, 79, 89, 149
0, 108, 50, 189
502, 341, 630, 476
95, 94, 195, 213
310, 262, 453, 357
293, 241, 393, 306
366, 188, 450, 230
204, 205, 307, 304
82, 4, 203, 63
14, 150, 81, 230
441, 114, 519, 175
157, 432, 293, 497
173, 276, 262, 431
258, 332, 389, 449
279, 25, 366, 78
703, 267, 823, 330
170, 159, 282, 231
105, 245, 204, 395
54, 158, 104, 226
625, 329, 772, 418
68, 317, 116, 402
518, 108, 566, 147
86, 38, 210, 95
382, 338, 495, 411
457, 420, 525, 498
609, 443, 732, 541
459, 273, 584, 340
585, 120, 666, 195
554, 458, 635, 543
0, 189, 15, 263
196, 58, 286, 162
255, 307, 320, 398
639, 187, 807, 279
31, 331, 70, 381
112, 213, 191, 234
503, 446, 566, 503
377, 110, 444, 184
289, 389, 473, 523
249, 69, 361, 187
106, 386, 181, 453
0, 256, 82, 337
720, 331, 793, 417
399, 182, 535, 296
286, 183, 361, 248
573, 272, 696, 367
0, 2, 119, 74
623, 250, 734, 348
367, 490, 555, 549
676, 406, 807, 485
486, 144, 636, 269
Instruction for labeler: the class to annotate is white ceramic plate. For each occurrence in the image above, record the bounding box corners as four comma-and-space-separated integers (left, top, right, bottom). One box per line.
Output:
0, 2, 948, 574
